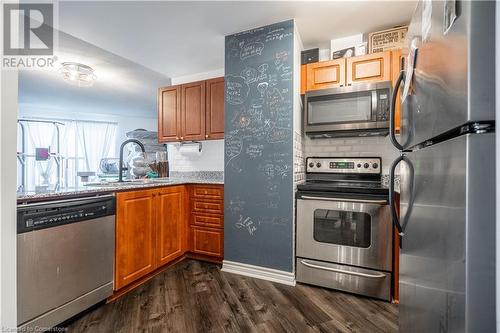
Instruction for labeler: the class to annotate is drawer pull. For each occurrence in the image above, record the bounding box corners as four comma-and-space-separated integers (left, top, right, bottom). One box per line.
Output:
300, 260, 385, 279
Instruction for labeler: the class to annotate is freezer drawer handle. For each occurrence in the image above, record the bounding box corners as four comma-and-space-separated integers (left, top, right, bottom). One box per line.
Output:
300, 196, 387, 205
389, 155, 415, 236
390, 70, 405, 151
300, 260, 386, 279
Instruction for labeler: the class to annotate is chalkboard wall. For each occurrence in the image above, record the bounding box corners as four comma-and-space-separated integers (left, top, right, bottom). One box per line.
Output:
224, 20, 294, 272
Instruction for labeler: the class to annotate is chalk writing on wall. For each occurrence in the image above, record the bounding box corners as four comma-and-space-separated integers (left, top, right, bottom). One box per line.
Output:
224, 20, 294, 271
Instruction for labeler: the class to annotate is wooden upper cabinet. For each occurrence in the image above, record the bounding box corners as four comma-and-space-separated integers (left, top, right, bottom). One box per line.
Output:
156, 186, 185, 266
300, 64, 307, 95
391, 49, 404, 133
158, 86, 181, 142
346, 51, 391, 85
306, 58, 346, 90
181, 81, 206, 141
115, 190, 156, 290
205, 77, 225, 140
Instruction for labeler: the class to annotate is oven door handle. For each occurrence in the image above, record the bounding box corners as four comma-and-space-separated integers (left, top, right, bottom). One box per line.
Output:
300, 260, 386, 279
299, 195, 387, 205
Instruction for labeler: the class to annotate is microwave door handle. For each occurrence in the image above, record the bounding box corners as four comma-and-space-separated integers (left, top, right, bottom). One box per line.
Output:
371, 90, 378, 120
300, 196, 387, 205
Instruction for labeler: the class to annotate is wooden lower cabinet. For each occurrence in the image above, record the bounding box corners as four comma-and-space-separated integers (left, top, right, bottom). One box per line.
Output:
188, 185, 224, 262
114, 184, 224, 293
115, 186, 186, 291
156, 186, 186, 267
190, 226, 224, 258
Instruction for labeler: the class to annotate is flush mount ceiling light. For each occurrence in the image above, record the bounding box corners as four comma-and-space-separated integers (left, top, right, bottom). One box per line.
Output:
59, 62, 97, 87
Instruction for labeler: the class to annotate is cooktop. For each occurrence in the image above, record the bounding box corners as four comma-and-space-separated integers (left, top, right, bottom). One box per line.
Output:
297, 157, 388, 197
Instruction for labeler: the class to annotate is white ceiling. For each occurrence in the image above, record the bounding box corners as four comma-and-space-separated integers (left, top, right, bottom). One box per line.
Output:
58, 1, 417, 78
19, 29, 170, 118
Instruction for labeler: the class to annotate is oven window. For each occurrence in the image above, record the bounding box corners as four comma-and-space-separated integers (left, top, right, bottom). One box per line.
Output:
313, 209, 371, 248
307, 93, 372, 124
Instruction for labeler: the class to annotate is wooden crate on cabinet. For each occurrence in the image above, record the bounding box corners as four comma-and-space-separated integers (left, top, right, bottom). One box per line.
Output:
181, 81, 206, 141
188, 184, 224, 261
206, 77, 225, 139
346, 51, 391, 85
306, 58, 346, 90
158, 85, 181, 142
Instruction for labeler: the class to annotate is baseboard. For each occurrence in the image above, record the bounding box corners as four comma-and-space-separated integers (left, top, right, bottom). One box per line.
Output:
222, 260, 296, 286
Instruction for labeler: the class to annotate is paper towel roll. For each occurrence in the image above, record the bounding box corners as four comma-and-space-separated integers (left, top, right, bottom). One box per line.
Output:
178, 144, 201, 157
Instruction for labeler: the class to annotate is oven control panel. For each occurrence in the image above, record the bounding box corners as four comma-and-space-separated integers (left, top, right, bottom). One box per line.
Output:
306, 157, 381, 174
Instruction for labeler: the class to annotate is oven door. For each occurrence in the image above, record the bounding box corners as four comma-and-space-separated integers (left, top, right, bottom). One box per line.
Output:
297, 195, 392, 271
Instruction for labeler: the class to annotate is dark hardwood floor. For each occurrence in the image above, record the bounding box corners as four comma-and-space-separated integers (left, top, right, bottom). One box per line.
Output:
67, 260, 398, 333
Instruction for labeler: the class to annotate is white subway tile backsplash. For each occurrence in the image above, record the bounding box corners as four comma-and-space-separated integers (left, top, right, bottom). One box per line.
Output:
168, 139, 224, 172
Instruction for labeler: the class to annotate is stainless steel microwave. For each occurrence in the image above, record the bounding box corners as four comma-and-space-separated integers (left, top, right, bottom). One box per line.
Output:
304, 81, 392, 138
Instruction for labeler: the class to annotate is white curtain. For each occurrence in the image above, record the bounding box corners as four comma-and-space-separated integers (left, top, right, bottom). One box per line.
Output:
76, 121, 117, 173
24, 122, 58, 187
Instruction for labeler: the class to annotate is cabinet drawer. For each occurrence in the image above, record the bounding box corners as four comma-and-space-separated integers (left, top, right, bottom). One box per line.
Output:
191, 186, 223, 200
192, 200, 223, 215
192, 214, 223, 228
191, 227, 223, 257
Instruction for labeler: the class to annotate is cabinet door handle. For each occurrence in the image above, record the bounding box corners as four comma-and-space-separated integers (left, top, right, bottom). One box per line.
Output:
176, 136, 179, 140
180, 136, 184, 140
205, 134, 209, 138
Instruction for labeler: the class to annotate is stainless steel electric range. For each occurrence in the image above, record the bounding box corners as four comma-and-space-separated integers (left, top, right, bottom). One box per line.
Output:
296, 157, 392, 301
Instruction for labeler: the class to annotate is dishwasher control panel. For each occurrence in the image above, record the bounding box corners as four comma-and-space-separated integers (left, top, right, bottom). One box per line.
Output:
17, 196, 116, 234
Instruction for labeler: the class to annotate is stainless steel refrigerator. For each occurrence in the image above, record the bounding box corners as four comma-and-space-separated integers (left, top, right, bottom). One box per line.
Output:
388, 1, 496, 332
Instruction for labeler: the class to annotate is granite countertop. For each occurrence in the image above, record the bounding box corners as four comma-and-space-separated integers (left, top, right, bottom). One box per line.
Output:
17, 172, 224, 203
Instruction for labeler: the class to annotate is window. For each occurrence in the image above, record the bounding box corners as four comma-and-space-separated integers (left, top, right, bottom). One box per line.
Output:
17, 119, 117, 191
313, 209, 371, 248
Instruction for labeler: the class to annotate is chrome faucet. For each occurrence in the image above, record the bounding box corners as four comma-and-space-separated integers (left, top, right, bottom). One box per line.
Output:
118, 139, 146, 182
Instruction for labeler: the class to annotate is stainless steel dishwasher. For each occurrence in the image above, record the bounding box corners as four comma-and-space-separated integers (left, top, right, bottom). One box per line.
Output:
17, 195, 115, 330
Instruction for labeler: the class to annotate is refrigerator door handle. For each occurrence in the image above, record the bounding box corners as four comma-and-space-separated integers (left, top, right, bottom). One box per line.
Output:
389, 154, 415, 236
390, 70, 405, 151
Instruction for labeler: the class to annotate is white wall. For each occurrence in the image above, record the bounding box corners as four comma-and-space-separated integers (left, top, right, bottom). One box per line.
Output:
168, 70, 225, 172
170, 69, 224, 85
0, 69, 18, 329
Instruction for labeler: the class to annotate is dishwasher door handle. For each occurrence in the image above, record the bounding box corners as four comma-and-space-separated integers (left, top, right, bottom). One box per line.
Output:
18, 194, 115, 208
300, 260, 386, 279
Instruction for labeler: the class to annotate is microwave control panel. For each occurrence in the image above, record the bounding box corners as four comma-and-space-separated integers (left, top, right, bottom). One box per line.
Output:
376, 89, 390, 121
306, 157, 381, 174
